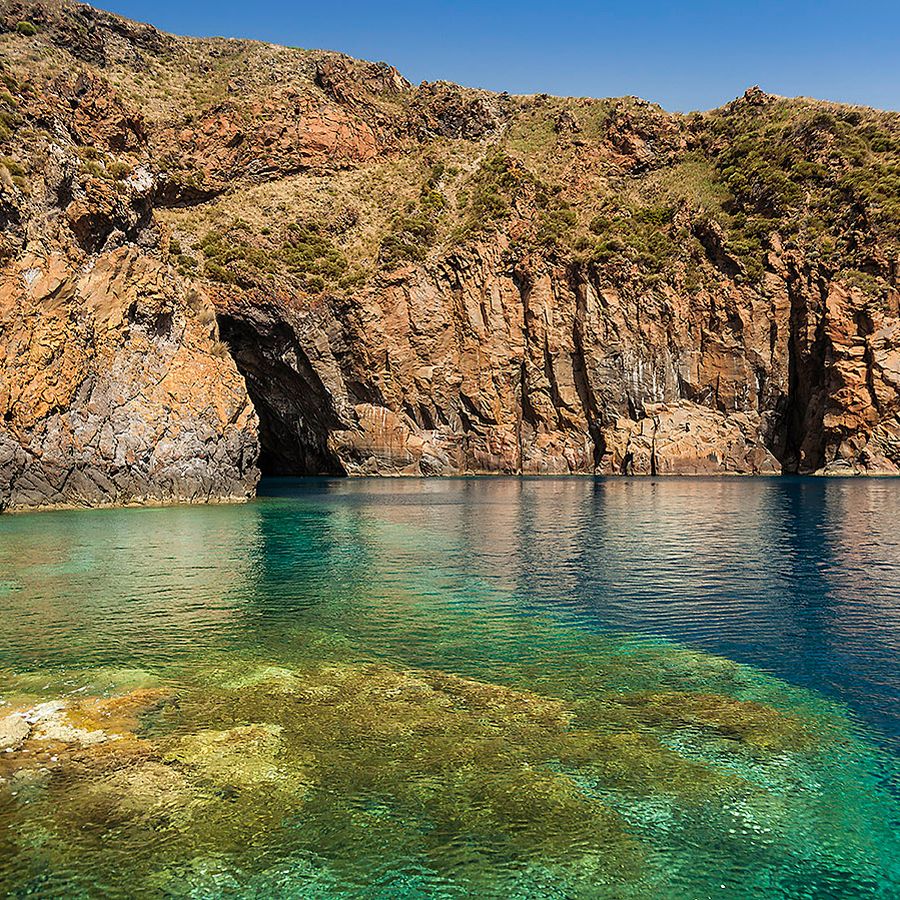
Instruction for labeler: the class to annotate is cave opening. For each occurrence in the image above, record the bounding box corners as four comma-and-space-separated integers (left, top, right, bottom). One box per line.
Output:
217, 314, 347, 478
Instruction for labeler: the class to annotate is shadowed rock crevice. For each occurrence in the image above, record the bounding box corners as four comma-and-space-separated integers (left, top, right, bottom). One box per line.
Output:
782, 267, 830, 473
571, 273, 604, 468
217, 314, 346, 477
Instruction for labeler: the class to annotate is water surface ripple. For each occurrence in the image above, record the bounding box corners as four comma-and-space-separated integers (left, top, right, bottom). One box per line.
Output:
0, 476, 898, 898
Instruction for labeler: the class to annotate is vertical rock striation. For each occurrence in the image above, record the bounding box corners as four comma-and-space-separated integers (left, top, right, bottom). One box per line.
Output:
1, 2, 899, 510
215, 235, 899, 477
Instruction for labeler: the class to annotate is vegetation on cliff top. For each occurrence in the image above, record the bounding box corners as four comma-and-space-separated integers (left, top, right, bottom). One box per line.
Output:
171, 91, 898, 299
1, 2, 898, 302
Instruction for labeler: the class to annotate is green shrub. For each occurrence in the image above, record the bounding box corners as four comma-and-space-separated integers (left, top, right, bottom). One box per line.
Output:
839, 268, 885, 295
379, 214, 437, 265
449, 152, 575, 250
82, 160, 105, 179
0, 104, 20, 141
0, 156, 23, 176
467, 153, 521, 224
379, 163, 449, 265
204, 261, 236, 284
106, 160, 132, 180
586, 203, 681, 275
535, 204, 576, 247
15, 21, 38, 36
200, 220, 349, 293
280, 223, 348, 287
706, 99, 900, 269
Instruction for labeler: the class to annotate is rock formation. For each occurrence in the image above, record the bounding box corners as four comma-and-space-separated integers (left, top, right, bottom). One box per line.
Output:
0, 249, 258, 510
1, 1, 899, 509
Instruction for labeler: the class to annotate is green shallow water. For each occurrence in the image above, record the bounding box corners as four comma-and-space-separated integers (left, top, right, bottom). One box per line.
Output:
0, 477, 898, 898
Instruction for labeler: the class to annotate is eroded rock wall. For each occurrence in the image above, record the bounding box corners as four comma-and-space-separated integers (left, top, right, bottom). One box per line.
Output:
1, 1, 899, 510
0, 249, 259, 510
0, 25, 260, 511
216, 239, 899, 477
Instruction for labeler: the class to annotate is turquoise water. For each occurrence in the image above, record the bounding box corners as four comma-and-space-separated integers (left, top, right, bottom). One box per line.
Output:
0, 477, 898, 898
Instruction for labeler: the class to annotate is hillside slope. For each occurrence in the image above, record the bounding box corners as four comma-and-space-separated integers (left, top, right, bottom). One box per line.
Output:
1, 1, 899, 508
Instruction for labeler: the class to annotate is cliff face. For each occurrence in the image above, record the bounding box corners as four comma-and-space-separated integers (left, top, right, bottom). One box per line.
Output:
0, 249, 258, 510
1, 2, 899, 509
213, 237, 900, 478
0, 10, 259, 510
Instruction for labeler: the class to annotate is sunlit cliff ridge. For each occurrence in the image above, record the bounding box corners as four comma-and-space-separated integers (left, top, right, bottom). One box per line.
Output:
1, 0, 899, 509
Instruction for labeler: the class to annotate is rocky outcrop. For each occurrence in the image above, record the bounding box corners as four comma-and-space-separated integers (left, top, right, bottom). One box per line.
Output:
603, 99, 691, 172
783, 274, 900, 473
0, 249, 259, 510
314, 56, 410, 107
0, 0, 174, 67
1, 0, 899, 511
412, 82, 508, 140
601, 404, 779, 475
160, 92, 382, 191
0, 7, 260, 511
213, 230, 898, 477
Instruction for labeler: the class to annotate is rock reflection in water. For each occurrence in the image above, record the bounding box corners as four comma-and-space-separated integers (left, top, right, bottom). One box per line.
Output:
0, 477, 899, 897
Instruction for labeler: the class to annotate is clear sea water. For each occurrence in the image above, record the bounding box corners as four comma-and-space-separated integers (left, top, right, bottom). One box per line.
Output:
0, 477, 898, 898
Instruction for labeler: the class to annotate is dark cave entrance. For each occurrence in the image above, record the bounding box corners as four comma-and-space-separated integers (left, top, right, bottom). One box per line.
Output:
217, 314, 347, 478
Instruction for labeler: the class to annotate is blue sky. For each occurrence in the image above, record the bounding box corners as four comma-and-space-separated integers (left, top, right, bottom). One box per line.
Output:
101, 0, 899, 112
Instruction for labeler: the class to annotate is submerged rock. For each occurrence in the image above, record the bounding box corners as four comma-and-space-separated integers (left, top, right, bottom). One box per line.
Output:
0, 687, 176, 762
0, 713, 29, 752
611, 690, 819, 752
26, 700, 114, 747
0, 650, 892, 895
164, 722, 309, 793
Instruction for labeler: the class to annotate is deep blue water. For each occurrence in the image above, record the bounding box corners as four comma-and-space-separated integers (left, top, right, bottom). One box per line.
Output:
1, 475, 898, 897
260, 476, 900, 753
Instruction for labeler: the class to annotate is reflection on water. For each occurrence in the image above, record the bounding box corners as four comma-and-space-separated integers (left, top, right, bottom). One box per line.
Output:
0, 477, 899, 898
0, 503, 265, 667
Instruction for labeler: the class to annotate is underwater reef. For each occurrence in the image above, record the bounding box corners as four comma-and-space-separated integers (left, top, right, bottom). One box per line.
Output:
1, 643, 897, 898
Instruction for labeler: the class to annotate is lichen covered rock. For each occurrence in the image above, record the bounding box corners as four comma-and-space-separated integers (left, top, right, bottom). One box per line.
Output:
0, 249, 259, 510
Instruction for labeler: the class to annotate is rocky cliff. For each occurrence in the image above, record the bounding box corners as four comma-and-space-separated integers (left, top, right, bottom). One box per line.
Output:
1, 1, 898, 509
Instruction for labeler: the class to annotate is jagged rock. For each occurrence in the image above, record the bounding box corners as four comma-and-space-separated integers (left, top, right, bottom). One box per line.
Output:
412, 82, 505, 139
53, 69, 147, 150
0, 712, 30, 751
162, 91, 381, 188
0, 0, 174, 66
600, 403, 780, 475
0, 0, 899, 508
214, 232, 900, 477
0, 249, 259, 510
735, 85, 774, 108
315, 55, 410, 106
554, 109, 582, 134
603, 99, 690, 171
